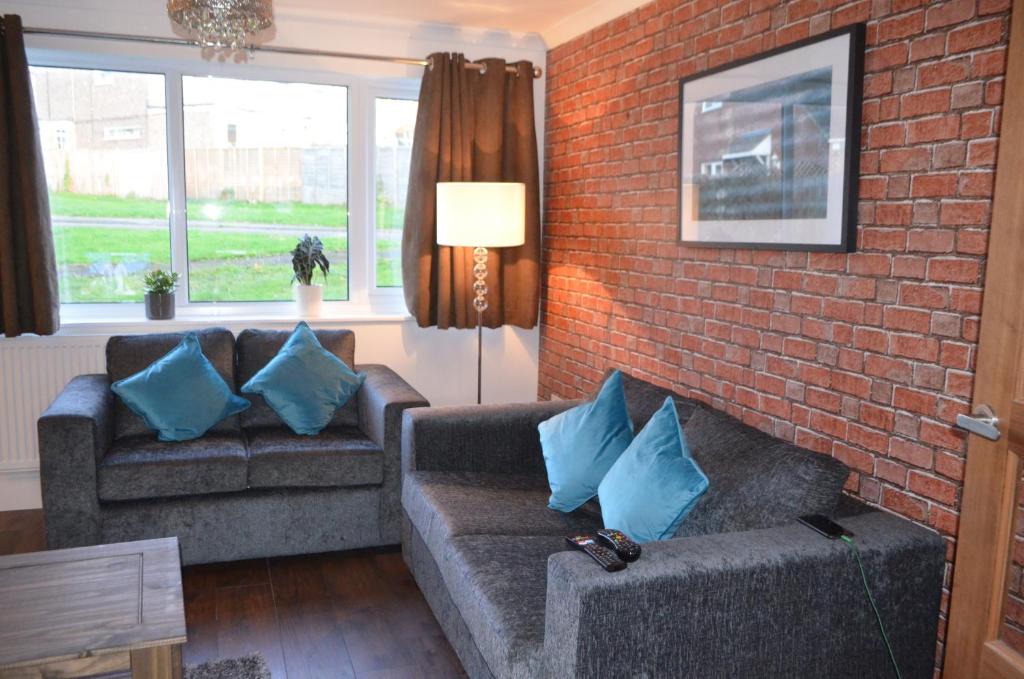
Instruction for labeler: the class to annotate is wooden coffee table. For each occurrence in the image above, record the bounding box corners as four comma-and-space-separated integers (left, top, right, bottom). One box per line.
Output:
0, 537, 186, 678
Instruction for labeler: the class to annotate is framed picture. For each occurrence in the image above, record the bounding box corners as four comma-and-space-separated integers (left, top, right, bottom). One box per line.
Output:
678, 24, 865, 251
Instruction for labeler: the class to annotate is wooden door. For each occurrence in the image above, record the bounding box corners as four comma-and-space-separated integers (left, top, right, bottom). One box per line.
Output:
944, 1, 1024, 676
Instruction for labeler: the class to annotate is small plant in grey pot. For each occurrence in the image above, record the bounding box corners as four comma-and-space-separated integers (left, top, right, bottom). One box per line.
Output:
291, 234, 330, 317
143, 269, 180, 320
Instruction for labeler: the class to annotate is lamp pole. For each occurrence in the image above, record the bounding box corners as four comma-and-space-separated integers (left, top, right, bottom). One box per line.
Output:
472, 246, 489, 405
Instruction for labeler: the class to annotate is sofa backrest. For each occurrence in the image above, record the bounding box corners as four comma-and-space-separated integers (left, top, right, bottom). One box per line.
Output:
612, 370, 702, 430
595, 370, 850, 537
106, 327, 238, 440
235, 328, 358, 430
677, 406, 850, 537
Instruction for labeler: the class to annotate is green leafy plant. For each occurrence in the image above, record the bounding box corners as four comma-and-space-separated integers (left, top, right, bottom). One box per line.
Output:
291, 234, 330, 286
143, 269, 180, 295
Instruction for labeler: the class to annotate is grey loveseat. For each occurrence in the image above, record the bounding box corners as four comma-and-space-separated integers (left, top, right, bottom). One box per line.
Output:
401, 371, 945, 679
39, 326, 428, 565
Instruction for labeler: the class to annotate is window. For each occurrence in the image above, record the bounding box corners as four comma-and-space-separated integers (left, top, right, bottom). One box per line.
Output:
374, 97, 417, 288
27, 53, 418, 317
182, 76, 348, 302
30, 66, 170, 304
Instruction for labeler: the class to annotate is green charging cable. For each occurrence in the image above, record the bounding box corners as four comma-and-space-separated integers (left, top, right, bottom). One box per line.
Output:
841, 534, 902, 679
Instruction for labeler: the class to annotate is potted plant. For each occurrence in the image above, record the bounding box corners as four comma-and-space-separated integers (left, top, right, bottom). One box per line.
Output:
142, 269, 180, 320
291, 234, 330, 317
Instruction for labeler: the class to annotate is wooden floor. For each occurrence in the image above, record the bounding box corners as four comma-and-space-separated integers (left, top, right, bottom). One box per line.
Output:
0, 510, 466, 679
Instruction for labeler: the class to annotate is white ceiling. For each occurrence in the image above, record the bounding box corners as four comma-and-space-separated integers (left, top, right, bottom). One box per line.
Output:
274, 0, 650, 46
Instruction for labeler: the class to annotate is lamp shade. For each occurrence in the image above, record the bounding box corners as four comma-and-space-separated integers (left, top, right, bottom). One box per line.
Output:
436, 182, 526, 248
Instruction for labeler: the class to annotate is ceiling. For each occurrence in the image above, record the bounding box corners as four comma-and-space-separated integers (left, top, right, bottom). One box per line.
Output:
274, 0, 649, 45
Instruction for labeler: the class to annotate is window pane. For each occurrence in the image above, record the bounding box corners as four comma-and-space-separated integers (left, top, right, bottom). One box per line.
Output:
374, 97, 416, 288
182, 76, 348, 302
30, 67, 169, 304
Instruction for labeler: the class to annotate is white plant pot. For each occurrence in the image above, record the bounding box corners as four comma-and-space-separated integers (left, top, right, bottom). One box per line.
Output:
294, 284, 324, 318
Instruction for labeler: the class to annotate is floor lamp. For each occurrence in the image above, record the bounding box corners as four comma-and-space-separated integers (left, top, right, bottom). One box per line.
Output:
436, 182, 526, 405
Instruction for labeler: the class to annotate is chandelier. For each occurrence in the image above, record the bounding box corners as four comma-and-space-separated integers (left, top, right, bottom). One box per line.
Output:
167, 0, 274, 52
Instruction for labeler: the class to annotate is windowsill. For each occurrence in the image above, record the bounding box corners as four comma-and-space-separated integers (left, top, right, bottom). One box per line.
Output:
56, 304, 413, 336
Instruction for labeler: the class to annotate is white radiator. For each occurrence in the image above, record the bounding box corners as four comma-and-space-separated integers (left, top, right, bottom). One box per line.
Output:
0, 336, 106, 472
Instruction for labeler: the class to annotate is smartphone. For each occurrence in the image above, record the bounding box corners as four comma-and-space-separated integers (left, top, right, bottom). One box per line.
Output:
798, 514, 850, 540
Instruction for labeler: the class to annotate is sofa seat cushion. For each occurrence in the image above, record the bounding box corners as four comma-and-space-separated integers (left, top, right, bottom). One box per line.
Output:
442, 534, 565, 679
98, 434, 248, 501
246, 427, 383, 489
678, 406, 851, 537
403, 471, 602, 564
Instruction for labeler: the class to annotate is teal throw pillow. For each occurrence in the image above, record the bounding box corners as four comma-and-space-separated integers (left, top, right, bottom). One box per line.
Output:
241, 322, 365, 436
110, 333, 250, 442
538, 370, 634, 512
598, 396, 709, 543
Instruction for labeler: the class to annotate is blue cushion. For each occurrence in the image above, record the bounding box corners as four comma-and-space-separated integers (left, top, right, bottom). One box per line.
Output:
538, 370, 634, 512
110, 333, 250, 442
240, 321, 365, 436
598, 396, 709, 543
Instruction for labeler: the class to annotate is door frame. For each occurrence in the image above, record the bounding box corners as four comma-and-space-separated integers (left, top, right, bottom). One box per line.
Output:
943, 0, 1024, 676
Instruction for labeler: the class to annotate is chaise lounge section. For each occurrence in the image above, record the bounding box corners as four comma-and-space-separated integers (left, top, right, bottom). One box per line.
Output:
38, 326, 428, 565
400, 371, 945, 679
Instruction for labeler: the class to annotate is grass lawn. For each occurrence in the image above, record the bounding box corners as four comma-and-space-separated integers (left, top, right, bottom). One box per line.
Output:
51, 192, 405, 302
54, 224, 402, 302
188, 262, 349, 303
50, 192, 348, 228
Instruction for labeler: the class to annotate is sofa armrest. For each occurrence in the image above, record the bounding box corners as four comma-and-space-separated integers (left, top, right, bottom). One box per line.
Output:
356, 364, 429, 544
543, 511, 944, 679
37, 374, 114, 549
401, 400, 582, 475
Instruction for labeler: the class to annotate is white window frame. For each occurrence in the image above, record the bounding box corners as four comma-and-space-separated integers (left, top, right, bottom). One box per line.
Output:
365, 86, 418, 304
27, 44, 418, 324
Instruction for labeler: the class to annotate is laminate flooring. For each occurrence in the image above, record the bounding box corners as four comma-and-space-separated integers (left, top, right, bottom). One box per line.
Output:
0, 509, 466, 679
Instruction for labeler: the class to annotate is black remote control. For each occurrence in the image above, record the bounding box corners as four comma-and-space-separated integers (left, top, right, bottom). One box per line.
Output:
565, 534, 627, 572
597, 529, 641, 562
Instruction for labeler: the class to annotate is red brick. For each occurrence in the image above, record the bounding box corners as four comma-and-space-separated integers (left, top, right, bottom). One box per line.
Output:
907, 115, 960, 144
910, 173, 957, 197
882, 486, 928, 522
893, 386, 938, 415
879, 147, 931, 173
948, 18, 1005, 54
868, 122, 906, 148
883, 306, 932, 333
835, 443, 875, 474
890, 437, 934, 469
925, 0, 976, 30
900, 89, 950, 118
891, 334, 940, 361
899, 283, 949, 309
927, 257, 981, 283
918, 59, 971, 88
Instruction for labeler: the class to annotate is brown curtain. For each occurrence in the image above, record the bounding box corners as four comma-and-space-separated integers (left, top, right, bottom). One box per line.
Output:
0, 15, 59, 337
402, 52, 540, 329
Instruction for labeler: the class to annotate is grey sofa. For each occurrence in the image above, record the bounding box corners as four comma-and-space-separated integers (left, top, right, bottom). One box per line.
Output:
38, 326, 428, 565
401, 371, 945, 679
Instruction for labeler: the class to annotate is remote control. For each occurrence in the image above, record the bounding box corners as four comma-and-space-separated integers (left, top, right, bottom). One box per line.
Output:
597, 529, 641, 562
565, 534, 627, 572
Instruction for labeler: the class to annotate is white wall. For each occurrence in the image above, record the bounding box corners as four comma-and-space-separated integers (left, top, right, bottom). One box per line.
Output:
0, 0, 547, 510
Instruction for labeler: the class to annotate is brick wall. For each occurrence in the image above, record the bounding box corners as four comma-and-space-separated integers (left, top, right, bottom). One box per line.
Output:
540, 0, 1012, 671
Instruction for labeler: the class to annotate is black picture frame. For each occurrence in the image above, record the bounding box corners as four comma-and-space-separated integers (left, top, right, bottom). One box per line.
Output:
677, 24, 865, 252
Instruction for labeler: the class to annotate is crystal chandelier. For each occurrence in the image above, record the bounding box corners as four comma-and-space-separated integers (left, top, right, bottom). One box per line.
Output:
167, 0, 274, 52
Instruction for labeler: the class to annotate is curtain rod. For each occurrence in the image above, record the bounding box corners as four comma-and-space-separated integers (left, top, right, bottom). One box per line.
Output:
22, 26, 543, 78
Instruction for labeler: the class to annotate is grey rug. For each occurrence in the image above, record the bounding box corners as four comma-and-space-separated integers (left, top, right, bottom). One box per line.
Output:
184, 654, 271, 679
